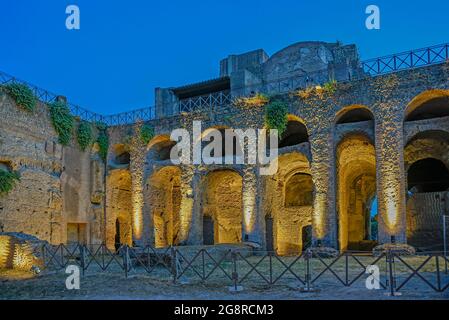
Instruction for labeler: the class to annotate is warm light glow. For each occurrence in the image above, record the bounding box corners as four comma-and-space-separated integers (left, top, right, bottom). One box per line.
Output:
384, 185, 399, 232
313, 193, 326, 239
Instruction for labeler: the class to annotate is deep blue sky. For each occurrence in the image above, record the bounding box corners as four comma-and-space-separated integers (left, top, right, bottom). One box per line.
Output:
1, 1, 449, 115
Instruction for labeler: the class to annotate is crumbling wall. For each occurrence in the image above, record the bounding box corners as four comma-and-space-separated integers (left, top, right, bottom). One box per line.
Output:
203, 170, 243, 244
106, 169, 132, 248
148, 166, 182, 247
0, 92, 105, 245
264, 152, 312, 255
0, 94, 63, 243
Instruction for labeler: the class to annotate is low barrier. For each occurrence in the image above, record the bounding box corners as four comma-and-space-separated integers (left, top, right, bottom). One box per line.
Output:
34, 243, 449, 295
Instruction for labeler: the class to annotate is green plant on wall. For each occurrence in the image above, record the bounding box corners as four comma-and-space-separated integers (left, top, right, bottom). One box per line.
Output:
3, 83, 37, 112
48, 101, 74, 145
0, 169, 20, 195
140, 124, 154, 145
323, 80, 337, 95
77, 121, 93, 151
96, 122, 109, 161
264, 100, 288, 136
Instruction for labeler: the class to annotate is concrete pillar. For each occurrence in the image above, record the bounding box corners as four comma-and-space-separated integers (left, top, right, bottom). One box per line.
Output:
141, 167, 154, 246
186, 168, 203, 245
309, 129, 338, 248
241, 167, 261, 243
375, 105, 407, 244
178, 165, 195, 244
130, 124, 146, 246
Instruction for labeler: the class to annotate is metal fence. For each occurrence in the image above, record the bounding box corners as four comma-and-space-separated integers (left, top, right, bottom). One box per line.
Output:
361, 43, 449, 76
33, 243, 449, 295
2, 43, 448, 126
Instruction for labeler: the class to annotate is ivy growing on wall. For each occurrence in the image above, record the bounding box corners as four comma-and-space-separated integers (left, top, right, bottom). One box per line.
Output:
49, 101, 74, 146
264, 100, 288, 136
3, 83, 37, 112
140, 124, 155, 145
96, 122, 109, 161
77, 121, 93, 151
0, 169, 20, 195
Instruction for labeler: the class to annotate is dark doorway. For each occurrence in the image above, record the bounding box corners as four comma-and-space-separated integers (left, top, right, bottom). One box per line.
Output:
115, 219, 121, 251
203, 216, 214, 245
302, 225, 312, 251
408, 158, 449, 192
265, 217, 274, 252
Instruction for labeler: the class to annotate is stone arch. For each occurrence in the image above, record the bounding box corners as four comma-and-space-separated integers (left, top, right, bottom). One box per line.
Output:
279, 115, 309, 148
148, 166, 182, 248
404, 89, 449, 121
404, 130, 449, 251
404, 130, 449, 170
147, 135, 178, 162
202, 169, 243, 244
336, 133, 377, 251
264, 152, 313, 255
110, 144, 130, 166
335, 105, 374, 124
200, 126, 244, 159
106, 169, 133, 249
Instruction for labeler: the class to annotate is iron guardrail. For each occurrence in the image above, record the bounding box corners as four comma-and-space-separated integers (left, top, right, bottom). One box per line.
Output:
34, 243, 449, 294
2, 43, 448, 126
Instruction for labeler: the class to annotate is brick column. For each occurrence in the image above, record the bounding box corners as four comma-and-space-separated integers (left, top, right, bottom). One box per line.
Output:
242, 166, 261, 243
309, 129, 338, 248
375, 104, 407, 243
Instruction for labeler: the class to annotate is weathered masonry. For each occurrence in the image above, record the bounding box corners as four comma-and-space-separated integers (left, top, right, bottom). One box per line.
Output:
1, 41, 449, 254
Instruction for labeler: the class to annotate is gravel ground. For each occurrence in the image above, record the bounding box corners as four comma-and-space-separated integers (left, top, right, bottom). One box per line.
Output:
1, 254, 449, 300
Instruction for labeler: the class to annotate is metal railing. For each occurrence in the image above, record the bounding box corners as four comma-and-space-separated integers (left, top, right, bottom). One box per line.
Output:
362, 43, 449, 76
2, 43, 448, 126
178, 90, 232, 114
34, 243, 449, 295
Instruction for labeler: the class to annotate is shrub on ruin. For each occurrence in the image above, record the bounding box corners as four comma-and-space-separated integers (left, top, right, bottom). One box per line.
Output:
3, 83, 37, 112
140, 124, 154, 145
234, 93, 270, 108
48, 100, 74, 146
264, 100, 288, 136
96, 123, 109, 161
77, 121, 93, 151
0, 169, 20, 195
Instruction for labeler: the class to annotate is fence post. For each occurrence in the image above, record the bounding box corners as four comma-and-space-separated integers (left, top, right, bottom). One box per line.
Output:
345, 252, 349, 286
79, 245, 86, 276
171, 246, 178, 284
300, 249, 314, 292
435, 255, 441, 292
443, 215, 448, 274
228, 251, 243, 292
124, 245, 130, 278
387, 250, 397, 296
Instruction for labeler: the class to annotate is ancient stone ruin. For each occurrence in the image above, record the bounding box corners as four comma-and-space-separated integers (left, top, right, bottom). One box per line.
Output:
1, 41, 449, 256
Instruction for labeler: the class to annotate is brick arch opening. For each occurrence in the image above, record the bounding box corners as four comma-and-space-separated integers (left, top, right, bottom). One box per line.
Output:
337, 133, 377, 251
405, 90, 449, 121
265, 152, 313, 255
202, 170, 243, 244
200, 127, 244, 159
335, 105, 374, 124
147, 135, 178, 162
405, 130, 449, 251
279, 118, 309, 148
111, 144, 130, 166
148, 166, 182, 248
106, 169, 133, 249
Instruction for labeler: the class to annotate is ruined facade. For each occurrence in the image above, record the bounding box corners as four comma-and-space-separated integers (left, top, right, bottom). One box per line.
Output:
1, 41, 449, 254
